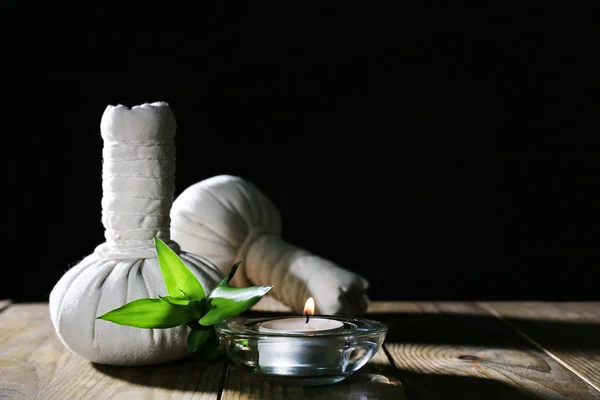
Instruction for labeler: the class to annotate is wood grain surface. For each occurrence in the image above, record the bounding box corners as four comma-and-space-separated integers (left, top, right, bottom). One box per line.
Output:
0, 303, 223, 400
1, 300, 599, 399
0, 299, 11, 313
482, 301, 600, 393
379, 302, 600, 399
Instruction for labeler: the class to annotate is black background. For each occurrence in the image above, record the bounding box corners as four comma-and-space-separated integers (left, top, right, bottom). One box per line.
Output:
2, 5, 597, 302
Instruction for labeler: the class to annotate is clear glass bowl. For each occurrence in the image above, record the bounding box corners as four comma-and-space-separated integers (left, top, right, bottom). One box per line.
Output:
215, 316, 388, 386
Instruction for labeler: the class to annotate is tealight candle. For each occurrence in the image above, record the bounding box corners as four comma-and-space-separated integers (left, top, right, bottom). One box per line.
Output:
258, 298, 344, 333
215, 302, 388, 386
256, 297, 349, 377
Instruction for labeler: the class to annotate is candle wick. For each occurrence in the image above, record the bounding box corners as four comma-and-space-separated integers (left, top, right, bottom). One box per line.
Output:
305, 312, 310, 324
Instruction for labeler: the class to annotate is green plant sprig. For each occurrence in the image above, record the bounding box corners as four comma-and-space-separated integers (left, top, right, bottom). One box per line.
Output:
96, 235, 272, 361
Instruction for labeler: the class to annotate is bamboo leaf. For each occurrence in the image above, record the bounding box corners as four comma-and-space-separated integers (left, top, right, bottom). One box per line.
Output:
154, 235, 206, 301
193, 330, 225, 362
188, 299, 207, 320
97, 298, 193, 329
219, 260, 243, 286
187, 328, 212, 353
159, 296, 190, 307
199, 285, 272, 326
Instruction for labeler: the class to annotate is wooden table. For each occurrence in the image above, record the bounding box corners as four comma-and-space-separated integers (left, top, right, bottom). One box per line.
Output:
1, 298, 599, 399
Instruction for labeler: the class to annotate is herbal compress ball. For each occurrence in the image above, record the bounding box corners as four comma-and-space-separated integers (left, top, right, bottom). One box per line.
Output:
171, 175, 370, 316
49, 103, 222, 366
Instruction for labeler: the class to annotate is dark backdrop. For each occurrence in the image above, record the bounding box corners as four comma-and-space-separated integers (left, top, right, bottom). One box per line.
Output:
2, 6, 597, 302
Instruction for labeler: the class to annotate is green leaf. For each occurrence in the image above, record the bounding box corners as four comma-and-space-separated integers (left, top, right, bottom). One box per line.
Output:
198, 342, 224, 362
193, 299, 209, 319
193, 330, 225, 361
199, 285, 272, 326
159, 296, 190, 307
97, 298, 193, 329
219, 260, 243, 286
187, 328, 212, 353
154, 235, 206, 301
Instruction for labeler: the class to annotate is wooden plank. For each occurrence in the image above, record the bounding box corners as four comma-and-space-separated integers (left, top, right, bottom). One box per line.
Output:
0, 303, 224, 399
0, 299, 11, 313
41, 357, 225, 400
380, 302, 600, 399
481, 301, 600, 391
4, 301, 598, 399
220, 348, 407, 399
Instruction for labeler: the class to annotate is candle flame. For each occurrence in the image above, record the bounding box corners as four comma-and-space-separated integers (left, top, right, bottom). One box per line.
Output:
303, 297, 315, 316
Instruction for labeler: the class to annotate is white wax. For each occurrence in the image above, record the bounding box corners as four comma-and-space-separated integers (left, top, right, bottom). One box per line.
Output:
256, 317, 346, 374
258, 317, 344, 333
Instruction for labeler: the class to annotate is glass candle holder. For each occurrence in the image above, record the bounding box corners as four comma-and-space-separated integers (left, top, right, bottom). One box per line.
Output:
215, 316, 387, 386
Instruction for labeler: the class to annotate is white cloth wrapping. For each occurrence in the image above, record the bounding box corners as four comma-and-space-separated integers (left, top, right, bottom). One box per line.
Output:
171, 175, 370, 316
49, 103, 222, 366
